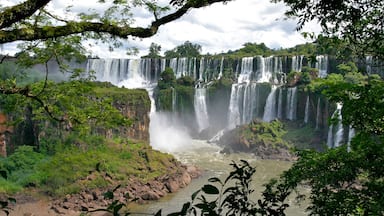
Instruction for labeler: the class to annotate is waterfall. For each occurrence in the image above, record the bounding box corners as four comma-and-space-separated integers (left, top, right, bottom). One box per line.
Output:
171, 87, 177, 112
292, 55, 303, 72
263, 86, 277, 122
286, 87, 297, 120
304, 96, 310, 124
218, 56, 224, 80
199, 57, 205, 81
327, 103, 343, 148
227, 84, 241, 130
194, 87, 210, 132
347, 126, 355, 152
316, 55, 328, 78
277, 87, 283, 119
238, 57, 253, 83
315, 98, 321, 130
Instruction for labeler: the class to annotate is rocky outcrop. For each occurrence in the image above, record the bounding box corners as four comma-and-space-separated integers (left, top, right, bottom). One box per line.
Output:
218, 119, 295, 161
108, 88, 151, 141
0, 112, 12, 157
50, 165, 201, 214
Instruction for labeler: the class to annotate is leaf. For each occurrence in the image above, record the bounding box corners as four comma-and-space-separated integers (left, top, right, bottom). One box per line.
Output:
201, 184, 219, 195
191, 189, 201, 201
181, 202, 190, 214
154, 209, 162, 216
103, 191, 114, 200
0, 170, 7, 179
208, 177, 223, 185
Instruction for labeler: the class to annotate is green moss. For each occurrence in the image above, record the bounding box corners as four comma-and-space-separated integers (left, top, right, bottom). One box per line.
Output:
239, 119, 291, 149
93, 84, 150, 110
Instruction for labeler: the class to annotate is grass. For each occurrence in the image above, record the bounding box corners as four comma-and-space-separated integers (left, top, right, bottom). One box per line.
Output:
0, 138, 177, 197
282, 121, 325, 150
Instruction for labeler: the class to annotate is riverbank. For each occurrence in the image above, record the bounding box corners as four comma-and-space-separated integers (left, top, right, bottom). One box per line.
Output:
2, 164, 201, 216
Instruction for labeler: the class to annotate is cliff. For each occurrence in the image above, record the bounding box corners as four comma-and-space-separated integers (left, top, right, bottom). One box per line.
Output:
93, 86, 151, 141
6, 82, 151, 156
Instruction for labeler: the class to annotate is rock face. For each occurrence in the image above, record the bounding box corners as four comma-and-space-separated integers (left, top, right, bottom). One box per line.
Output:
108, 89, 151, 141
0, 113, 12, 157
50, 164, 201, 214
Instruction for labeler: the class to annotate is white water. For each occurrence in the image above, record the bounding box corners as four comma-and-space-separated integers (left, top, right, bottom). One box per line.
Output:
238, 57, 253, 83
263, 86, 277, 122
171, 87, 176, 112
277, 87, 283, 119
227, 84, 241, 130
286, 87, 297, 120
327, 103, 344, 148
194, 87, 210, 132
316, 55, 328, 78
292, 55, 303, 72
315, 98, 321, 130
304, 96, 310, 124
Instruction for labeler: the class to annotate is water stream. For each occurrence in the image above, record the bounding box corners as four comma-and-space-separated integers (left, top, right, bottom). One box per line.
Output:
128, 140, 307, 215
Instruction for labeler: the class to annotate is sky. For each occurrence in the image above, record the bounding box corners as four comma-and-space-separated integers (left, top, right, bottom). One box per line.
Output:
1, 0, 321, 58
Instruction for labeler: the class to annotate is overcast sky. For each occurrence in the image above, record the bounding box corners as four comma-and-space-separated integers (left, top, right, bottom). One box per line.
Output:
1, 0, 321, 58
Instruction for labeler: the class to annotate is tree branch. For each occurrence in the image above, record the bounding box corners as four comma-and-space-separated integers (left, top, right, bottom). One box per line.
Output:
0, 0, 51, 29
0, 0, 229, 43
0, 85, 64, 122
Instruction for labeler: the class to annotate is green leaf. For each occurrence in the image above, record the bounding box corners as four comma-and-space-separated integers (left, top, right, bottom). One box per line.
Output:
201, 184, 219, 195
208, 177, 222, 185
191, 189, 201, 201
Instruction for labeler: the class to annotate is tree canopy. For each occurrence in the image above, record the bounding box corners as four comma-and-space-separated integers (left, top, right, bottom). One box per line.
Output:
164, 41, 202, 58
274, 0, 384, 60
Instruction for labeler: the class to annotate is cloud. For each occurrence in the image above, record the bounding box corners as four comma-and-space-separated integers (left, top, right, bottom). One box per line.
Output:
1, 0, 321, 58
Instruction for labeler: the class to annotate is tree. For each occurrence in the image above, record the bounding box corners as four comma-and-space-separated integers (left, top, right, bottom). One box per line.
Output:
273, 0, 384, 60
257, 0, 384, 215
164, 41, 202, 58
143, 42, 162, 58
0, 0, 230, 123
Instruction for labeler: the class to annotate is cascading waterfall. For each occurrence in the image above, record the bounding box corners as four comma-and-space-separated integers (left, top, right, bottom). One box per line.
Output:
194, 87, 210, 132
327, 103, 344, 148
88, 58, 192, 152
263, 86, 277, 122
218, 56, 224, 80
315, 98, 321, 130
227, 84, 242, 130
198, 57, 205, 81
286, 87, 297, 120
238, 57, 253, 83
171, 87, 177, 112
292, 55, 303, 72
347, 126, 355, 152
277, 87, 283, 119
85, 55, 338, 147
304, 96, 309, 124
316, 55, 328, 78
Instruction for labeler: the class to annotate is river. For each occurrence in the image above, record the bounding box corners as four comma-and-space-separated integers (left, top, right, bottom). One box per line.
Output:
128, 139, 308, 215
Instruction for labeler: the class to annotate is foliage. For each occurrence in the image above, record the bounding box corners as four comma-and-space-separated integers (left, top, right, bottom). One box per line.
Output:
143, 43, 162, 58
167, 160, 290, 216
233, 42, 272, 57
158, 67, 176, 90
0, 137, 176, 197
336, 61, 358, 75
176, 76, 195, 86
0, 146, 46, 188
164, 41, 202, 58
263, 73, 384, 215
273, 0, 384, 59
